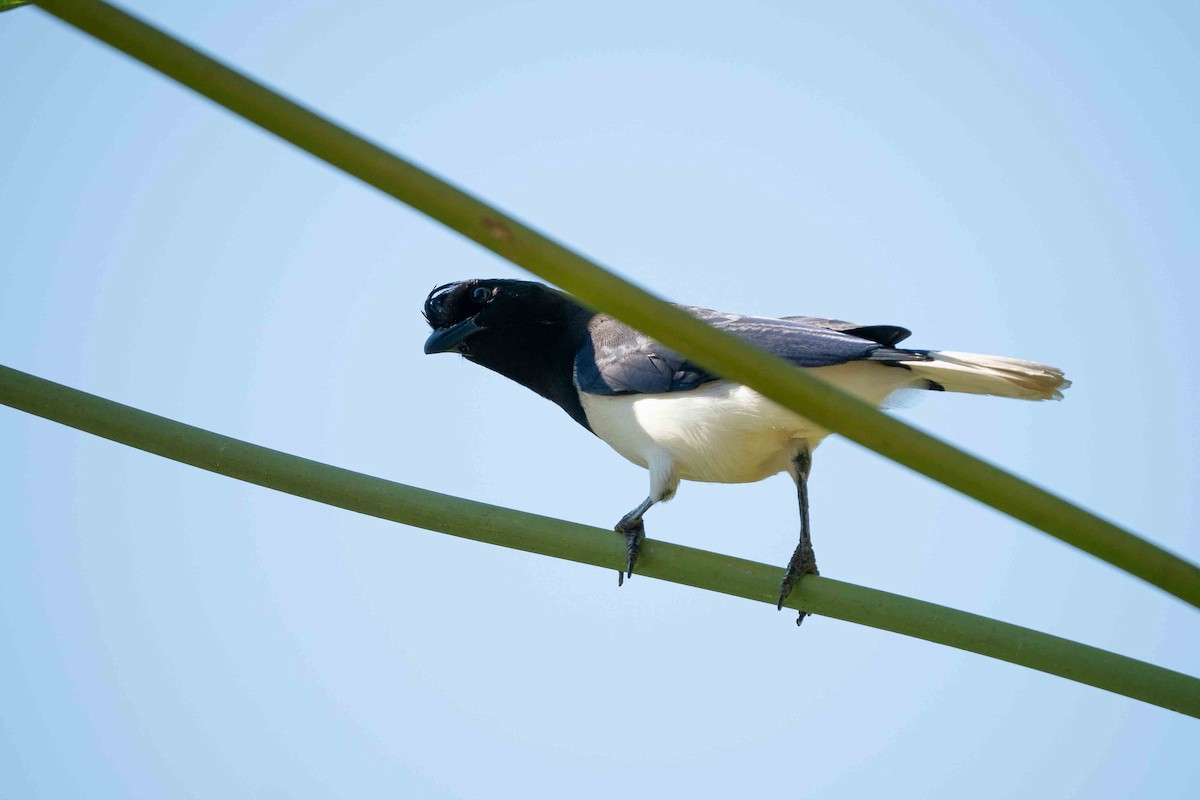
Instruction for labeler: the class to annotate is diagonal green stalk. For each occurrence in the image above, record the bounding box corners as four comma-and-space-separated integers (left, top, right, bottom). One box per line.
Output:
30, 0, 1200, 609
2, 363, 1198, 717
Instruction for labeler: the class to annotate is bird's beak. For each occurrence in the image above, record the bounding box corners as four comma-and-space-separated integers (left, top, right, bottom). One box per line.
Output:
424, 316, 483, 354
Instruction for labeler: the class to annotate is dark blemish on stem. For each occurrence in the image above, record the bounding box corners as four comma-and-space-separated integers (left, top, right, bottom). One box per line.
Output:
482, 216, 513, 243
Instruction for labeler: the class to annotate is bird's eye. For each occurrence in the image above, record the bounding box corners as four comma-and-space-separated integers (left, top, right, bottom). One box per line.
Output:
473, 287, 491, 303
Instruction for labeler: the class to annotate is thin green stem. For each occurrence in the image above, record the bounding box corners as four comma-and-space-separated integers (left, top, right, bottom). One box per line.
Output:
2, 363, 1198, 716
31, 0, 1200, 609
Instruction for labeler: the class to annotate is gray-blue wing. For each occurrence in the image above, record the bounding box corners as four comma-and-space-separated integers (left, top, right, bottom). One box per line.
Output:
575, 306, 907, 396
782, 317, 913, 347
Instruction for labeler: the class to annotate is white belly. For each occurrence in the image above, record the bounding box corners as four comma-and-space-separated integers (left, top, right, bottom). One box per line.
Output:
578, 362, 916, 493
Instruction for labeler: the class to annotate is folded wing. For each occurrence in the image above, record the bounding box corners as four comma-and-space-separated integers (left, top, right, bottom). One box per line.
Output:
576, 306, 914, 396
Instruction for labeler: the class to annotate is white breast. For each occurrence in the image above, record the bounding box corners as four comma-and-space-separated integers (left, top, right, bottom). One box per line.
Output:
578, 362, 918, 499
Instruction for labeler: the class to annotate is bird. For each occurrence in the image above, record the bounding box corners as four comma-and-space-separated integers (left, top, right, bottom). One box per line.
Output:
423, 278, 1069, 623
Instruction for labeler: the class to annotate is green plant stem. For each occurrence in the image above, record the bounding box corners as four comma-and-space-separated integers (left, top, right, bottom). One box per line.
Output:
32, 0, 1200, 610
2, 363, 1198, 716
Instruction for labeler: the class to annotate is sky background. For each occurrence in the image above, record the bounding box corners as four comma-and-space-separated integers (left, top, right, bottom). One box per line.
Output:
2, 1, 1198, 797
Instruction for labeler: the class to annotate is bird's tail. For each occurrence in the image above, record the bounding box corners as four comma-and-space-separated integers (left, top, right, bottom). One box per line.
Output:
902, 350, 1070, 401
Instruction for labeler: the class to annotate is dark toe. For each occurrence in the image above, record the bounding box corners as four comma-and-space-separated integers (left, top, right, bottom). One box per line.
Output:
617, 521, 645, 586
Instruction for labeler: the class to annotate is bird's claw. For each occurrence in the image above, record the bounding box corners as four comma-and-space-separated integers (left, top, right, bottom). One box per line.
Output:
616, 518, 645, 587
777, 541, 819, 619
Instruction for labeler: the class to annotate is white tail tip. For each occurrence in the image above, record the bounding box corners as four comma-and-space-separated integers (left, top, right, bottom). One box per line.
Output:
906, 350, 1071, 401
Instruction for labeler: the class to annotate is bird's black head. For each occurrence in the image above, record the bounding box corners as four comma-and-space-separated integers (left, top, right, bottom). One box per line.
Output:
422, 278, 499, 356
422, 278, 596, 429
423, 278, 582, 357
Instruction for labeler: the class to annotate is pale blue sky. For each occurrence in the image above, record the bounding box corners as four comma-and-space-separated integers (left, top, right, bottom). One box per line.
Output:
2, 1, 1198, 797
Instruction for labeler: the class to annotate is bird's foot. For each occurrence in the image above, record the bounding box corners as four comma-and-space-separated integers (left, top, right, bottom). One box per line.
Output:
615, 517, 646, 587
777, 542, 819, 624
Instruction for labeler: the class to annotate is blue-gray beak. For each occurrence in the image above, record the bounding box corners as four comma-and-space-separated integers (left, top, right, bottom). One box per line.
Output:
424, 317, 483, 354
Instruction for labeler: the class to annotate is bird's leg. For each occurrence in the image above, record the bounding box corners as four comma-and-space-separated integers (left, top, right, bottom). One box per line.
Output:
614, 496, 655, 586
779, 445, 819, 625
